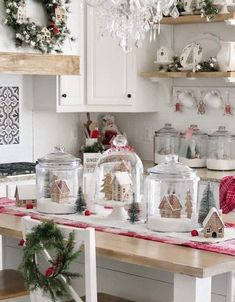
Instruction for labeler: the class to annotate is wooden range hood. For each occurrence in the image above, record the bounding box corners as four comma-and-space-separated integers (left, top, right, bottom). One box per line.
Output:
0, 52, 80, 75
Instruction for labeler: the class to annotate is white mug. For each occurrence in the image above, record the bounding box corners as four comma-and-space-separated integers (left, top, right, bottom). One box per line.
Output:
203, 91, 222, 109
178, 90, 195, 108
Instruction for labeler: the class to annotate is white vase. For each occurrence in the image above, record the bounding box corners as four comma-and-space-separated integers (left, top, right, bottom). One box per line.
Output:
217, 41, 235, 71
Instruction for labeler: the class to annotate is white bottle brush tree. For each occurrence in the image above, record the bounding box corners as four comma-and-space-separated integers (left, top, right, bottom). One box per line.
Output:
198, 182, 217, 225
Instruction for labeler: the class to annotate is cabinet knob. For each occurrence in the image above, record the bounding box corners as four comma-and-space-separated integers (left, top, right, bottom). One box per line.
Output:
62, 93, 67, 98
127, 94, 132, 98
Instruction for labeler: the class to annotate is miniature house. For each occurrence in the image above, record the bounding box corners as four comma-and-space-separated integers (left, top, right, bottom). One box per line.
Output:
55, 7, 66, 21
117, 160, 130, 172
50, 179, 70, 203
156, 46, 173, 63
203, 207, 224, 238
159, 194, 182, 218
111, 171, 132, 202
41, 27, 51, 43
15, 184, 37, 207
17, 6, 27, 23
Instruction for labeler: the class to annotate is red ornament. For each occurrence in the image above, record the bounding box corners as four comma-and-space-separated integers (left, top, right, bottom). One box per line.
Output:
85, 210, 91, 216
53, 26, 60, 35
175, 102, 182, 112
191, 230, 199, 237
18, 239, 26, 246
50, 21, 55, 28
26, 203, 33, 209
45, 266, 55, 277
224, 103, 233, 116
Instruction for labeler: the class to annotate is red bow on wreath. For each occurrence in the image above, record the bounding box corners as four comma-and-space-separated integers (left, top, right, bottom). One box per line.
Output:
50, 21, 60, 35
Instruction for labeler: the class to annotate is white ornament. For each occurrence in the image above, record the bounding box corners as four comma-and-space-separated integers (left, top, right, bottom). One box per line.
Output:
41, 27, 51, 43
17, 6, 27, 23
55, 7, 66, 22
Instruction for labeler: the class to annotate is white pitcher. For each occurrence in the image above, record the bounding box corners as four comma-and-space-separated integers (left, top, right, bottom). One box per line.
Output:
217, 41, 235, 72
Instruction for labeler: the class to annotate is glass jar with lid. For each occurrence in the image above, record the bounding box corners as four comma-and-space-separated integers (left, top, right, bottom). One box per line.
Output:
154, 123, 179, 164
207, 126, 235, 171
36, 146, 83, 214
146, 155, 200, 232
179, 124, 208, 168
92, 135, 143, 220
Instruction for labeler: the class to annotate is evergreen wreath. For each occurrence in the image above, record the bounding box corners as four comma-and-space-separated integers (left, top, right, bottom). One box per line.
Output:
20, 220, 81, 302
4, 0, 74, 53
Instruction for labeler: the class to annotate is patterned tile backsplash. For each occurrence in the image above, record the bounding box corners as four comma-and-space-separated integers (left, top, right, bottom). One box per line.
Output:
0, 87, 19, 145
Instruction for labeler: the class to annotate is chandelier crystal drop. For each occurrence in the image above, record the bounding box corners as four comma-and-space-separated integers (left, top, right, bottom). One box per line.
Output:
87, 0, 179, 51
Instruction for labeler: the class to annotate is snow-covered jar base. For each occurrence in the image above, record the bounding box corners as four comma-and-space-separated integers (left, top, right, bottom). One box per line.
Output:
147, 216, 193, 232
179, 157, 206, 168
206, 158, 235, 171
154, 153, 168, 164
37, 198, 76, 214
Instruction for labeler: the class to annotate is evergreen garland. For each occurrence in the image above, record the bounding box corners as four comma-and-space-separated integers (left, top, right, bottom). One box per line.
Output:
198, 182, 217, 225
4, 0, 74, 53
200, 0, 219, 21
20, 220, 81, 302
75, 186, 86, 213
128, 193, 140, 223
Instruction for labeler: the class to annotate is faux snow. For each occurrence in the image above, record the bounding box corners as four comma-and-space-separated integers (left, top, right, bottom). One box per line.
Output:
37, 198, 76, 214
147, 215, 193, 232
179, 157, 206, 168
206, 158, 235, 171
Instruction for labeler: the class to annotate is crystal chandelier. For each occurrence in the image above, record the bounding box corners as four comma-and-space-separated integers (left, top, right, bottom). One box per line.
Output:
87, 0, 179, 51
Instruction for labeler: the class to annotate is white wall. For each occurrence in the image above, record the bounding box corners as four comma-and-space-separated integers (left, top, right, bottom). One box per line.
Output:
114, 22, 235, 161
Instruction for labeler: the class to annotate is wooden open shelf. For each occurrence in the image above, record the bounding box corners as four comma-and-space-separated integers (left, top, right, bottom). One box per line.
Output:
161, 13, 235, 25
141, 71, 235, 81
0, 52, 80, 75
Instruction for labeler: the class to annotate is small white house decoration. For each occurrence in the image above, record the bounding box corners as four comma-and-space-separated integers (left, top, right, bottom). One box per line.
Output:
203, 207, 224, 238
55, 7, 66, 22
156, 46, 174, 64
15, 184, 37, 207
111, 171, 132, 202
41, 27, 51, 43
17, 6, 27, 24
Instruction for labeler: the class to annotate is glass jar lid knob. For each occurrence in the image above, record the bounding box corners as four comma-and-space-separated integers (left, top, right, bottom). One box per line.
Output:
112, 135, 128, 147
54, 145, 65, 153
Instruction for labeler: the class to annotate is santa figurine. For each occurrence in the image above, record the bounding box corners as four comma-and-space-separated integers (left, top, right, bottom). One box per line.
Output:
101, 114, 120, 148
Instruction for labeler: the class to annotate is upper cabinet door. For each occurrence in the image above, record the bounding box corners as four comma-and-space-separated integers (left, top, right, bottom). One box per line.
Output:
87, 7, 135, 106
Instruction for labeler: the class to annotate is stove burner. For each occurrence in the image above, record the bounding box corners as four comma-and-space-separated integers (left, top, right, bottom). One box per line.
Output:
0, 162, 36, 176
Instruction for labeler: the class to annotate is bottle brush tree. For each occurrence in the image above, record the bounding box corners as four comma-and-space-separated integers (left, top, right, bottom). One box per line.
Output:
128, 193, 140, 224
75, 186, 86, 213
198, 182, 217, 225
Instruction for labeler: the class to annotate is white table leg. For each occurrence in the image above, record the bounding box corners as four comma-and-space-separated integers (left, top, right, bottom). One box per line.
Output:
226, 271, 235, 302
174, 273, 211, 302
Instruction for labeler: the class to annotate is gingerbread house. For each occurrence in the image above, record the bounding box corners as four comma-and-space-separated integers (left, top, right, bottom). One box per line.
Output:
111, 171, 132, 202
50, 179, 70, 203
159, 194, 182, 218
15, 184, 37, 207
203, 207, 224, 238
41, 27, 51, 43
17, 6, 27, 23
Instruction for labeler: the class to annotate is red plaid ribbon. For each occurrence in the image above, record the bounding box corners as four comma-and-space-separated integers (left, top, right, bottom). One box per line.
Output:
220, 176, 235, 214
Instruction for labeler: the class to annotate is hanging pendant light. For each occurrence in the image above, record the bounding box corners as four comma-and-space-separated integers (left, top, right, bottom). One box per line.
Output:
87, 0, 179, 51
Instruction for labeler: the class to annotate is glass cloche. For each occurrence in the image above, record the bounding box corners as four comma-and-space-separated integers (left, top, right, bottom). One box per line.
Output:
154, 123, 179, 164
179, 125, 208, 168
207, 126, 235, 171
146, 155, 200, 232
92, 135, 143, 220
36, 146, 83, 214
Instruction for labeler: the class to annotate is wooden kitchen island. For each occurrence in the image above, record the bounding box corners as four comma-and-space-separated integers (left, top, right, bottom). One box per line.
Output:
0, 213, 235, 302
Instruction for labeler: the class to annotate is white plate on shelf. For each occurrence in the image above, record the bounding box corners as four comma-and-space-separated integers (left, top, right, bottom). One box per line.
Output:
180, 42, 202, 70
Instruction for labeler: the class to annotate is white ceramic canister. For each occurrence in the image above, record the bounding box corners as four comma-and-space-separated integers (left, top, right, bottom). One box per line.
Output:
217, 41, 235, 72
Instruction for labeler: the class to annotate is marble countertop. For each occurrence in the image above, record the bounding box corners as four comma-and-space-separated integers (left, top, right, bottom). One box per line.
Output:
143, 160, 235, 183
0, 174, 36, 183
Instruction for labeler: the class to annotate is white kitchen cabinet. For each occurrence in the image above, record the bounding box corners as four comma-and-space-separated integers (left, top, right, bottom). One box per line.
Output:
33, 5, 158, 112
